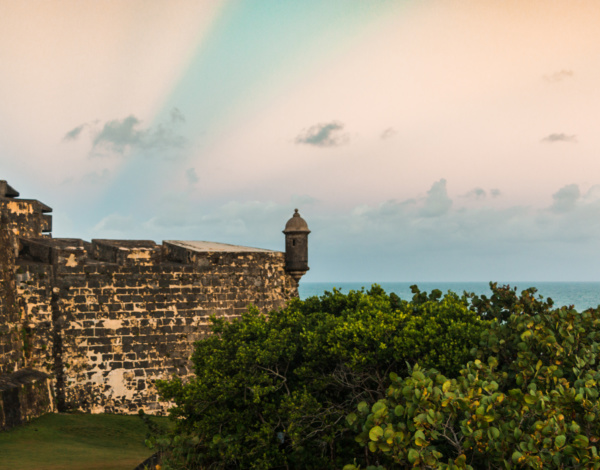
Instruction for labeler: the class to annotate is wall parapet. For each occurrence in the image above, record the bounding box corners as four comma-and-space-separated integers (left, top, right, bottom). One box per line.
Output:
1, 180, 304, 417
12, 237, 297, 414
19, 238, 88, 266
91, 240, 162, 266
0, 180, 52, 241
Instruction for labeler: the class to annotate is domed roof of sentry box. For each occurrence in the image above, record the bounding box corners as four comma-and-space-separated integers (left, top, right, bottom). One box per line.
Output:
283, 209, 310, 233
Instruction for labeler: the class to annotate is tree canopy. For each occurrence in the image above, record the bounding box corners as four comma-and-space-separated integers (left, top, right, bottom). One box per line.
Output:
152, 284, 600, 469
347, 285, 600, 469
155, 285, 486, 469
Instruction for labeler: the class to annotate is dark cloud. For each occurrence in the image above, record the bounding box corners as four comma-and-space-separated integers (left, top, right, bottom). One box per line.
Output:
295, 121, 348, 147
462, 188, 502, 200
380, 127, 396, 140
541, 133, 577, 143
551, 184, 580, 213
64, 108, 186, 155
186, 167, 199, 185
141, 122, 186, 151
544, 69, 573, 83
420, 179, 452, 217
170, 107, 185, 123
63, 124, 86, 141
93, 115, 143, 153
464, 188, 486, 200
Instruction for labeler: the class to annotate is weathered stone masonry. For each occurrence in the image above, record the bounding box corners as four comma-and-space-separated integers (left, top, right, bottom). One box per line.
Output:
0, 181, 309, 427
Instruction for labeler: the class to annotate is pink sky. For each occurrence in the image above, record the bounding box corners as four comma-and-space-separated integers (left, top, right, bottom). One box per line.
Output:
2, 0, 600, 281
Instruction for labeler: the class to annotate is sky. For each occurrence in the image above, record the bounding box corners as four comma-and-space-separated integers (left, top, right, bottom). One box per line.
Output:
2, 0, 600, 282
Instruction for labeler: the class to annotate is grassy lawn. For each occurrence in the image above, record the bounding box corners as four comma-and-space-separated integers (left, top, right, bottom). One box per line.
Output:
0, 412, 170, 470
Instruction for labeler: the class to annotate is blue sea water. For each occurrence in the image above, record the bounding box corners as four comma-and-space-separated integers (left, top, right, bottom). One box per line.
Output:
298, 282, 600, 312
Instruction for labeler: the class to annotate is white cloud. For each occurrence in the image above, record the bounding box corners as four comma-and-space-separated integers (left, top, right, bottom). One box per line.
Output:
290, 194, 319, 207
322, 181, 600, 254
139, 196, 304, 248
583, 185, 600, 203
420, 179, 452, 217
93, 213, 137, 234
551, 184, 580, 213
81, 169, 110, 185
76, 181, 600, 282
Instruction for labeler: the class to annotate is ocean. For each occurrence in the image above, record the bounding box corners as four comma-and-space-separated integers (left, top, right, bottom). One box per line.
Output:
298, 282, 600, 312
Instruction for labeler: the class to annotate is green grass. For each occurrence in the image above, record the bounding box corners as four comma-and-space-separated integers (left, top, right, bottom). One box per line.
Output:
0, 412, 171, 470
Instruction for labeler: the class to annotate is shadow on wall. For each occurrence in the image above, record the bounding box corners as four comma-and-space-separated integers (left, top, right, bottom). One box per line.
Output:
0, 369, 54, 430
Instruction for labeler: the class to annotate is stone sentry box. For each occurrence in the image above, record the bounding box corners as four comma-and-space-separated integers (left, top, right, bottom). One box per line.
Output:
0, 180, 310, 419
283, 209, 310, 283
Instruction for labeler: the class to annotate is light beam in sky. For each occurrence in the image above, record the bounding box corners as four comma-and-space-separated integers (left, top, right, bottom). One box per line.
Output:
2, 0, 600, 281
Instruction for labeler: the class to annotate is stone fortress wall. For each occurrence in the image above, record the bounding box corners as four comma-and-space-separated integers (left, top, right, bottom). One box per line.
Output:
0, 181, 308, 427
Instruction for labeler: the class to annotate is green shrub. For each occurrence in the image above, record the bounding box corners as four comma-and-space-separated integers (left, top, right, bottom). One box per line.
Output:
348, 285, 600, 469
155, 285, 487, 469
